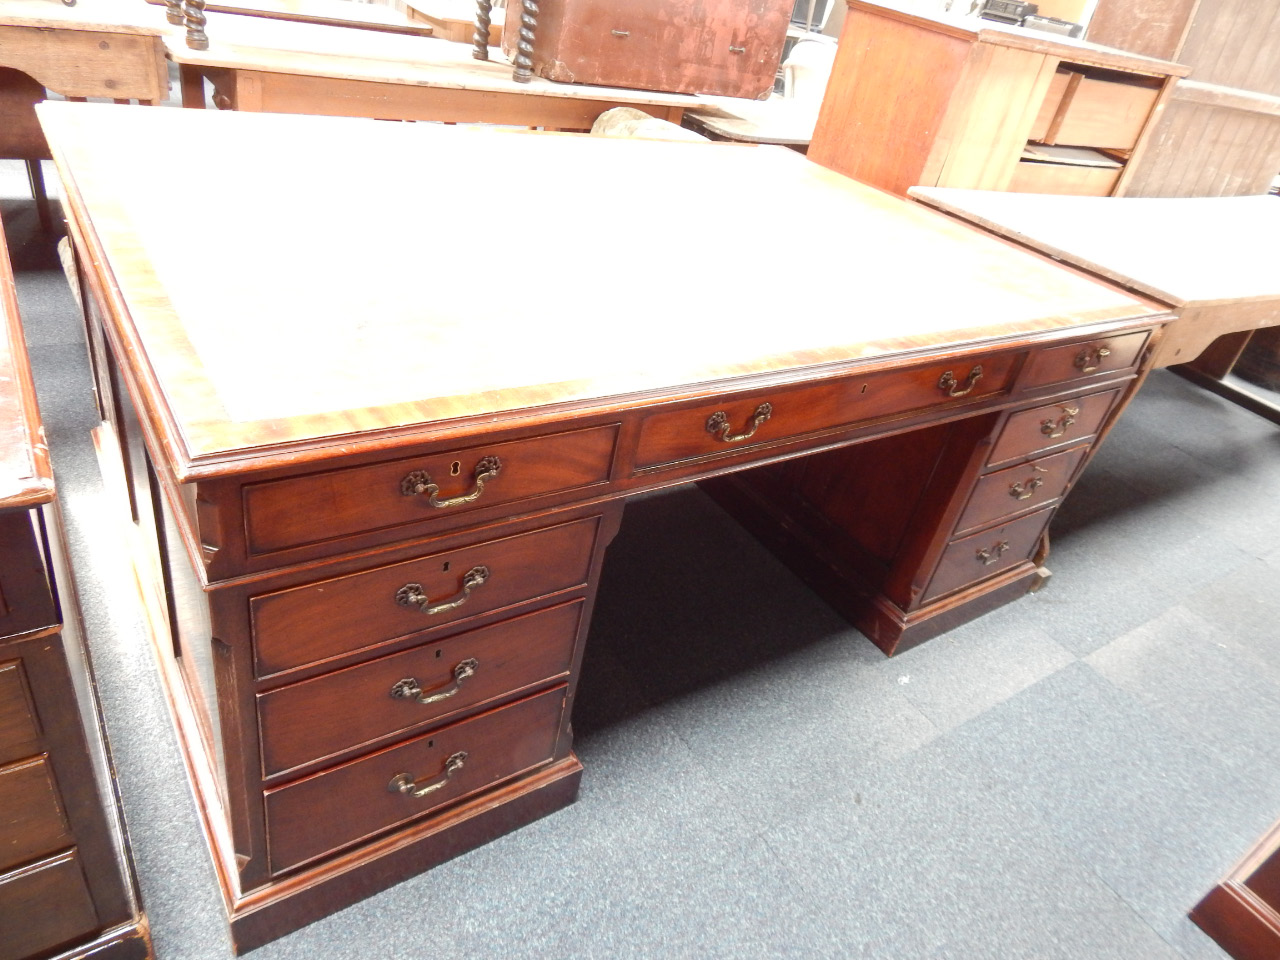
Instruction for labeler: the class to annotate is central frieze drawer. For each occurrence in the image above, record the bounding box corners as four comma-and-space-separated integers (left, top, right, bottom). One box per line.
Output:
242, 424, 618, 555
264, 684, 566, 874
251, 515, 601, 677
257, 600, 583, 778
633, 352, 1019, 470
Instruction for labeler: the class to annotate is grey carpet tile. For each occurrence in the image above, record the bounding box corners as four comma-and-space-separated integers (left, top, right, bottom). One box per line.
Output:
12, 267, 84, 348
1086, 605, 1280, 776
25, 341, 100, 439
926, 662, 1265, 946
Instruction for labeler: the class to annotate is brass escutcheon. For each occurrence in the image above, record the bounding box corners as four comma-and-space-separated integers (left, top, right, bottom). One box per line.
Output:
938, 365, 984, 398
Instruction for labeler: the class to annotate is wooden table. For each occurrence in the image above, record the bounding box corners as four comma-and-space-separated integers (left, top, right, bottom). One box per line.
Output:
684, 97, 820, 149
168, 12, 726, 130
41, 101, 1170, 950
0, 213, 152, 960
0, 0, 168, 229
909, 188, 1280, 422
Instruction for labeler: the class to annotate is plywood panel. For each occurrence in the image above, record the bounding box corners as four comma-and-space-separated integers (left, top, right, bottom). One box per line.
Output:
1085, 0, 1199, 62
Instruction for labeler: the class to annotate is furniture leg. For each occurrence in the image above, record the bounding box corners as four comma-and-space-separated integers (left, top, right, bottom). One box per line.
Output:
165, 0, 185, 24
180, 65, 206, 108
1180, 330, 1255, 380
512, 0, 537, 83
472, 0, 492, 60
25, 159, 52, 236
184, 0, 209, 50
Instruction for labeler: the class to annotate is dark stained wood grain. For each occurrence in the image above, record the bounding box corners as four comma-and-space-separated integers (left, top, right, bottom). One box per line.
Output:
0, 757, 73, 873
952, 444, 1087, 536
0, 851, 99, 960
0, 661, 41, 767
986, 388, 1120, 466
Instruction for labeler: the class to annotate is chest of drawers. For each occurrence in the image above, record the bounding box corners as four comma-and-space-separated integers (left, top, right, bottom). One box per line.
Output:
43, 103, 1171, 950
0, 215, 150, 960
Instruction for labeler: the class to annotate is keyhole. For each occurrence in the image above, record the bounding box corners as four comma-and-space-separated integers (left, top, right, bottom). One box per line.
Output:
427, 739, 435, 748
435, 649, 442, 658
450, 461, 461, 476
443, 561, 451, 572
860, 384, 868, 394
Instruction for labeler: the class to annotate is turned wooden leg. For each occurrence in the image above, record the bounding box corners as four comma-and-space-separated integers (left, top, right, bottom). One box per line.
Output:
164, 0, 184, 24
472, 0, 492, 60
512, 0, 537, 83
184, 0, 209, 50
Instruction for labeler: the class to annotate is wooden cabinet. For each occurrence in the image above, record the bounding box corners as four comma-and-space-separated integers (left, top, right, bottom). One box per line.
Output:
499, 0, 791, 98
0, 216, 150, 960
1192, 818, 1280, 960
808, 0, 1188, 197
1085, 0, 1280, 198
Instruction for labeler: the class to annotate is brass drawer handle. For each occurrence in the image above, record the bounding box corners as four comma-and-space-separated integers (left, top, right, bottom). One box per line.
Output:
611, 28, 629, 36
388, 751, 467, 799
729, 45, 745, 53
390, 658, 479, 705
396, 566, 490, 616
1009, 477, 1044, 501
401, 456, 502, 508
1040, 405, 1080, 439
1074, 345, 1112, 374
706, 402, 772, 443
976, 540, 1010, 566
938, 365, 983, 398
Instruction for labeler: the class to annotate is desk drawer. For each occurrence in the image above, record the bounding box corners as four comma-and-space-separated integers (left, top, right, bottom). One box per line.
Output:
634, 352, 1018, 470
0, 757, 72, 873
265, 684, 565, 873
251, 516, 601, 677
257, 600, 583, 778
1022, 332, 1148, 389
243, 425, 617, 555
954, 445, 1087, 537
0, 660, 41, 768
0, 850, 100, 960
987, 390, 1119, 467
0, 511, 57, 640
922, 509, 1053, 604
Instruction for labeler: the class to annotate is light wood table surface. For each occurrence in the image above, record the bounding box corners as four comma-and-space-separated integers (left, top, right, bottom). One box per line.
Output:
685, 97, 820, 148
42, 101, 1169, 950
911, 187, 1280, 419
167, 11, 732, 129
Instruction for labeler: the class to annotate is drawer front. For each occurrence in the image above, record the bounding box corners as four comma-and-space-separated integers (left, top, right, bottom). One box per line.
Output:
634, 352, 1018, 470
954, 445, 1088, 537
922, 509, 1054, 604
243, 425, 618, 555
1022, 331, 1149, 389
265, 684, 566, 873
988, 389, 1119, 467
0, 511, 57, 640
258, 600, 583, 778
0, 850, 100, 960
252, 516, 601, 677
1051, 75, 1161, 151
0, 758, 72, 873
0, 661, 41, 767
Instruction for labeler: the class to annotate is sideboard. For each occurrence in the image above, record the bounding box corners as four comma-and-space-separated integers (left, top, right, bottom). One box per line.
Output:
40, 101, 1171, 950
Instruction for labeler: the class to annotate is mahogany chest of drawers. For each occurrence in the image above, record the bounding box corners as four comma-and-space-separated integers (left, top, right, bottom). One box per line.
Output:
0, 215, 150, 960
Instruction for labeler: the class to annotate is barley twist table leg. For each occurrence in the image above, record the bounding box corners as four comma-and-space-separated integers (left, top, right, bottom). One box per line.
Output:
183, 0, 209, 50
472, 0, 492, 61
512, 0, 538, 83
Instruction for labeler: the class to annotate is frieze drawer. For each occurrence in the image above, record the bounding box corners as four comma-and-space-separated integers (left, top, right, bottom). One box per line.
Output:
633, 352, 1019, 470
264, 684, 566, 874
987, 389, 1120, 468
242, 425, 618, 555
1021, 331, 1149, 389
251, 516, 601, 678
922, 509, 1054, 604
257, 600, 584, 778
953, 444, 1088, 537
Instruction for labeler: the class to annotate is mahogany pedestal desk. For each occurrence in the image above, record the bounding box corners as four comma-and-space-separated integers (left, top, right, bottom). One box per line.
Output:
40, 102, 1171, 951
0, 215, 151, 958
909, 189, 1280, 424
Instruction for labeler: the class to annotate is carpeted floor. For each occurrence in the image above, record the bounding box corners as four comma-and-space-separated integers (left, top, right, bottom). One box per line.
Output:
5, 159, 1279, 960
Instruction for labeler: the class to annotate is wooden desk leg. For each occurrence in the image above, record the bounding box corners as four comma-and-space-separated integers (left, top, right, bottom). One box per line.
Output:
164, 0, 184, 24
179, 65, 206, 109
25, 159, 53, 236
183, 0, 209, 50
512, 0, 537, 83
472, 0, 491, 61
